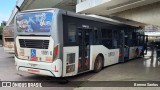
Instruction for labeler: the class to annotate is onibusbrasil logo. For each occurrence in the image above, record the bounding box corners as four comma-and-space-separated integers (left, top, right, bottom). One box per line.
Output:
1, 82, 42, 87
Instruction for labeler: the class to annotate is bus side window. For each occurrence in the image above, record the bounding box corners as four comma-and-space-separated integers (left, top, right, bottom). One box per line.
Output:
68, 24, 76, 42
101, 29, 113, 49
94, 30, 98, 44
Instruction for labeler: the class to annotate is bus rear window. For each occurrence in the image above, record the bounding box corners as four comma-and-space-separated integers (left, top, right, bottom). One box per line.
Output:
16, 12, 53, 33
5, 38, 14, 42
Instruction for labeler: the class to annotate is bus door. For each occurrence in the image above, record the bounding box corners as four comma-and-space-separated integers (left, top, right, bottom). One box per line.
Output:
78, 28, 91, 73
144, 35, 148, 55
139, 35, 148, 55
124, 34, 130, 60
137, 34, 148, 56
119, 30, 125, 62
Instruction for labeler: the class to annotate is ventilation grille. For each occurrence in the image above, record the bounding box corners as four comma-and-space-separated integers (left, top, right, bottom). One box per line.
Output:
5, 38, 14, 42
19, 39, 49, 49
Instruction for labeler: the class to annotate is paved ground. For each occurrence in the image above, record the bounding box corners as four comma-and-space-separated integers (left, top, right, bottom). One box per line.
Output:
0, 45, 160, 90
0, 40, 2, 46
88, 52, 160, 81
74, 51, 160, 90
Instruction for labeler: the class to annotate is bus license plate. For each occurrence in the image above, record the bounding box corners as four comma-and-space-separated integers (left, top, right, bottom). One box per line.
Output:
28, 69, 40, 73
41, 50, 49, 55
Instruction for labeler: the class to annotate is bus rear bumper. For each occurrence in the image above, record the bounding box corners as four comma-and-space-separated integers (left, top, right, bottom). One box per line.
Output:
15, 57, 62, 77
3, 47, 14, 53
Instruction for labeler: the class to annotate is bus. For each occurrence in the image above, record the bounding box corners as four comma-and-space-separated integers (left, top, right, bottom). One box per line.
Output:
2, 25, 14, 53
14, 8, 148, 77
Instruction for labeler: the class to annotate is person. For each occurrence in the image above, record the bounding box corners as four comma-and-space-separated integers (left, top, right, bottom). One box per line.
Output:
151, 42, 155, 58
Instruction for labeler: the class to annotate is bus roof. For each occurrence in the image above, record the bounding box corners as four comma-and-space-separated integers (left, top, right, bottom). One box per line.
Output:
17, 8, 140, 30
65, 10, 140, 30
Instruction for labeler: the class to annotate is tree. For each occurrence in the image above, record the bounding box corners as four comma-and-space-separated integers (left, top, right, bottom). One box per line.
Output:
0, 26, 2, 35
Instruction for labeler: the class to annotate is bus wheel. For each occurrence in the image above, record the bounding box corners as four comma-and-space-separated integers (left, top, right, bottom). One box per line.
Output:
58, 78, 69, 84
94, 55, 103, 73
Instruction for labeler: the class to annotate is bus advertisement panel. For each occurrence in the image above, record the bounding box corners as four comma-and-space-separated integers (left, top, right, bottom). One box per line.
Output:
16, 12, 53, 33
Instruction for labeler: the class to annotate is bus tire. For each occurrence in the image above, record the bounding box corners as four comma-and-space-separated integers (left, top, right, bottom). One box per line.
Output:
94, 54, 103, 73
58, 78, 69, 84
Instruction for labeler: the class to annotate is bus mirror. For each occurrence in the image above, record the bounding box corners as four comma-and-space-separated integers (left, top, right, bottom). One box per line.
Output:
16, 6, 21, 12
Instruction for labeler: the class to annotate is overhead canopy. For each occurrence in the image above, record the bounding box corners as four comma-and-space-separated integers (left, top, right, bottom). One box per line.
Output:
76, 0, 160, 15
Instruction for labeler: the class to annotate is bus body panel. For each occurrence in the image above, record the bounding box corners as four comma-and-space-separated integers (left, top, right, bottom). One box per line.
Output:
90, 45, 119, 70
15, 57, 62, 77
14, 9, 65, 77
62, 45, 119, 76
15, 36, 54, 61
63, 46, 79, 77
15, 36, 63, 77
3, 45, 14, 53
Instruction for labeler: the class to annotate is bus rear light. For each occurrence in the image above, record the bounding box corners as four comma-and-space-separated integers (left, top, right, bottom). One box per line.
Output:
19, 52, 24, 56
19, 49, 24, 56
119, 53, 122, 57
46, 57, 52, 63
8, 45, 13, 48
78, 60, 81, 68
53, 45, 59, 61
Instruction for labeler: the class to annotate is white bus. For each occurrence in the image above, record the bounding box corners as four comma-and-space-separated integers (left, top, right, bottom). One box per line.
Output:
2, 25, 14, 53
14, 8, 148, 77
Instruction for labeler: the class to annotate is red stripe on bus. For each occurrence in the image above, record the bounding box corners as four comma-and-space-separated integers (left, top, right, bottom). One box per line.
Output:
54, 65, 58, 72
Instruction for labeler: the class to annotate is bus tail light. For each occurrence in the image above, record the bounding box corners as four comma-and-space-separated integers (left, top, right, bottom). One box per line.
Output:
53, 45, 59, 61
46, 57, 52, 63
119, 53, 122, 57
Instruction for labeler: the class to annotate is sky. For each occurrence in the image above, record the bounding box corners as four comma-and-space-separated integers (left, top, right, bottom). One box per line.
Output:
0, 0, 17, 24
